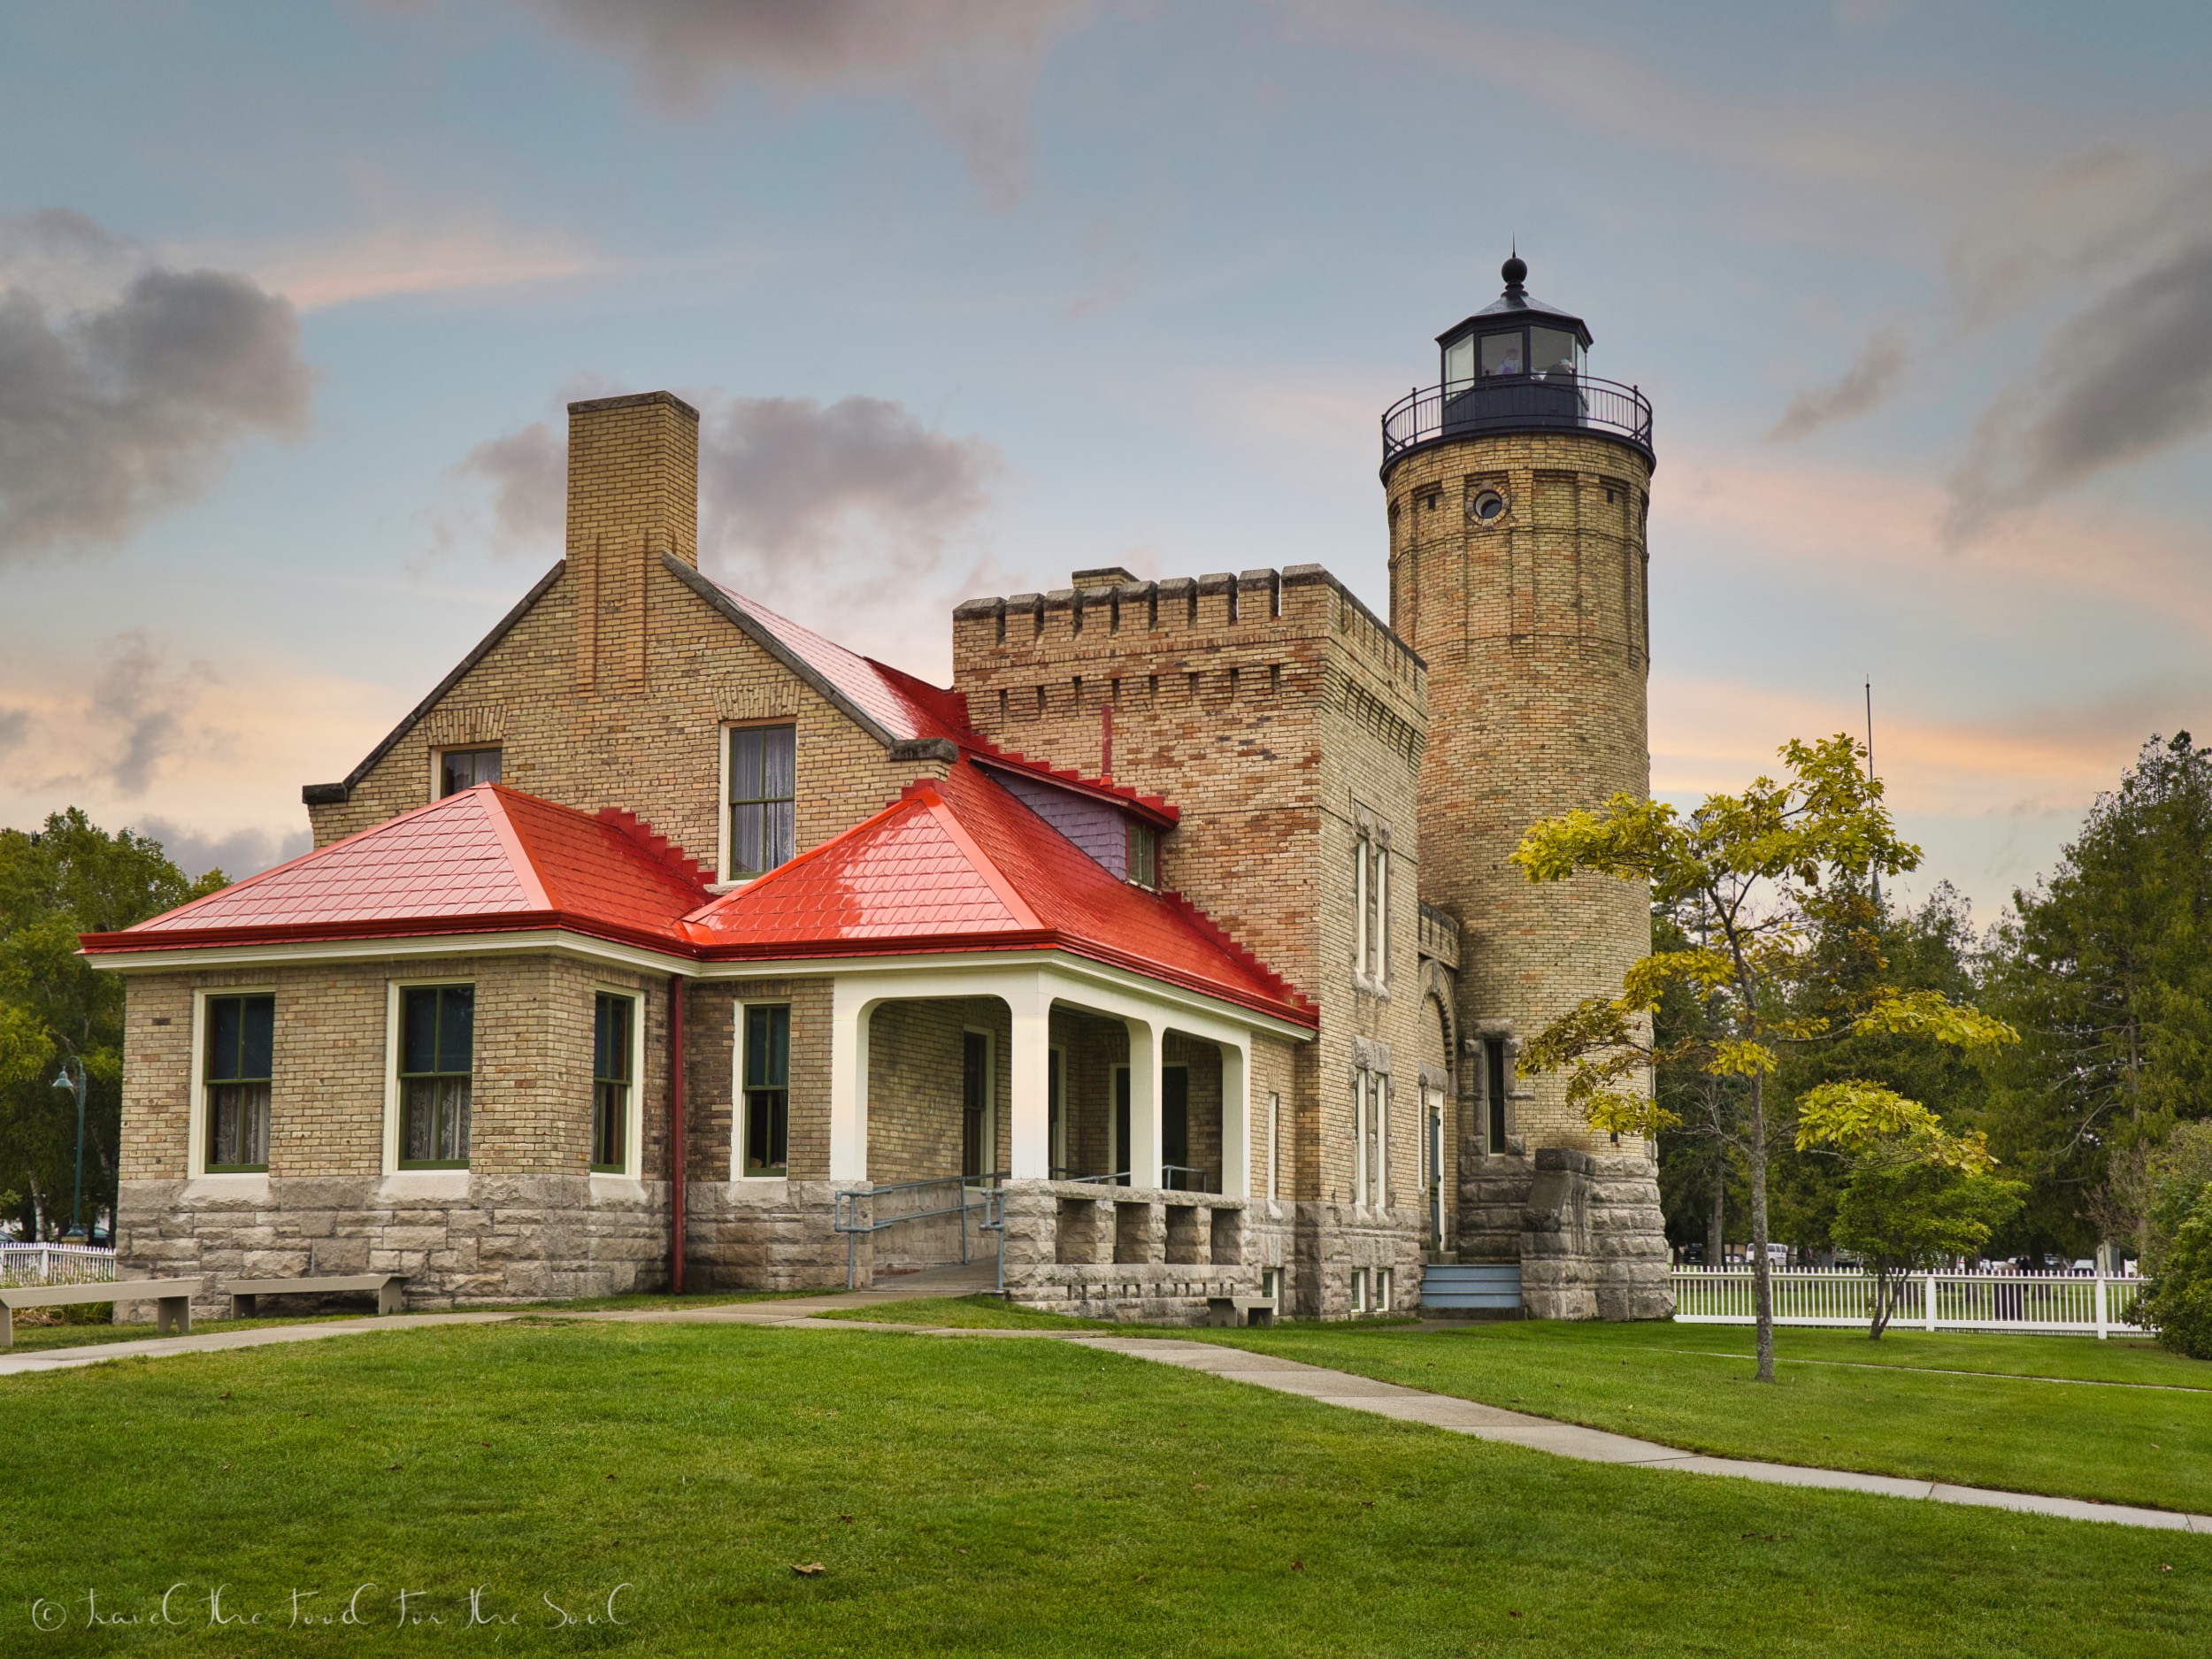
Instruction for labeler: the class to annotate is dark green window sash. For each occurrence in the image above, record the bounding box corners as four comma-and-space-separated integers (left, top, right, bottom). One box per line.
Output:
204, 993, 273, 1173
743, 1004, 790, 1177
398, 985, 473, 1169
592, 992, 634, 1173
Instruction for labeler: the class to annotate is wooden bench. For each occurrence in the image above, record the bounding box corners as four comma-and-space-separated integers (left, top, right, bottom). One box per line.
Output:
226, 1274, 407, 1319
0, 1279, 199, 1349
1205, 1294, 1276, 1329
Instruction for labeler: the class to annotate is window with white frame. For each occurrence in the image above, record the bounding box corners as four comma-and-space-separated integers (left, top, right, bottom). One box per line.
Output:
203, 992, 273, 1173
1353, 824, 1389, 987
1353, 1067, 1387, 1210
1351, 1267, 1368, 1312
727, 724, 796, 880
591, 991, 638, 1175
1375, 1267, 1393, 1312
1266, 1091, 1280, 1202
741, 1003, 791, 1178
398, 985, 473, 1169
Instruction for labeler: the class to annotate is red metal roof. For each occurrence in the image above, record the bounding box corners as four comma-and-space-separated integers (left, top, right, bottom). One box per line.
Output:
711, 584, 973, 746
81, 786, 710, 956
710, 581, 1176, 825
685, 760, 1312, 1024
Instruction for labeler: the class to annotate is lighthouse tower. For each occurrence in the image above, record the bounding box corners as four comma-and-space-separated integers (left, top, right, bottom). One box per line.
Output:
1384, 255, 1671, 1319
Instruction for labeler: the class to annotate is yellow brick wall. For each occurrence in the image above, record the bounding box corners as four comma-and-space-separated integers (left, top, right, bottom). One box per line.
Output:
1386, 430, 1655, 1156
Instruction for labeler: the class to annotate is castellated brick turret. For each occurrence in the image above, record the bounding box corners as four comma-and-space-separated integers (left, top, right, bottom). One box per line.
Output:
951, 565, 1432, 1318
1382, 255, 1671, 1318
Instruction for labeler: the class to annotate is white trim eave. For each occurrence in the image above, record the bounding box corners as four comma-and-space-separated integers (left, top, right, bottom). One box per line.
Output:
703, 948, 1316, 1042
87, 929, 695, 980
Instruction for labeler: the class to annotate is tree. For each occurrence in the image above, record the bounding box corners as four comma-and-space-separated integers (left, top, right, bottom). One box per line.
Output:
0, 810, 222, 1240
1979, 733, 2212, 1259
1796, 1082, 2022, 1338
2135, 1185, 2212, 1360
1514, 734, 2016, 1380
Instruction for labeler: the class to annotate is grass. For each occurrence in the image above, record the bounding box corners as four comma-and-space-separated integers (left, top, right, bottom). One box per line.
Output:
813, 1294, 1119, 1329
3, 1319, 2208, 1656
0, 1287, 810, 1355
1187, 1317, 2212, 1515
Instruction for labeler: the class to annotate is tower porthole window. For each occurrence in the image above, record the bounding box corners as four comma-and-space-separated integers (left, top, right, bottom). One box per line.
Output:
1470, 488, 1508, 524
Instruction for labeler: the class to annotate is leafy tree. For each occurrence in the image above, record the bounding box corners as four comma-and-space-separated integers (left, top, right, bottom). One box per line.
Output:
1797, 1083, 2023, 1338
0, 810, 221, 1240
1514, 735, 2016, 1380
2136, 1185, 2212, 1360
1979, 733, 2212, 1258
2140, 1123, 2212, 1272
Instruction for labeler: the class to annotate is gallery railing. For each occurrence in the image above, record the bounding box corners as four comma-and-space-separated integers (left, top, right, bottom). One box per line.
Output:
1380, 373, 1654, 470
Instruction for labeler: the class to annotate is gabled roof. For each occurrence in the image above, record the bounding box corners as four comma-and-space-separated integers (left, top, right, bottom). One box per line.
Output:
663, 556, 973, 749
83, 785, 710, 957
685, 761, 1310, 1025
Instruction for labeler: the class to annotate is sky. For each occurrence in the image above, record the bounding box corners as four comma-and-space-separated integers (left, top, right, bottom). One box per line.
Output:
3, 1, 2210, 926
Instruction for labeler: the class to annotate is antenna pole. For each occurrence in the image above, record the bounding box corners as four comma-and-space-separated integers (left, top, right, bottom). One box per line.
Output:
1865, 678, 1881, 912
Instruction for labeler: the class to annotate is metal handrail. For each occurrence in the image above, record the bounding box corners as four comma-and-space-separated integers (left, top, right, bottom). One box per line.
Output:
1380, 372, 1654, 471
833, 1172, 1008, 1290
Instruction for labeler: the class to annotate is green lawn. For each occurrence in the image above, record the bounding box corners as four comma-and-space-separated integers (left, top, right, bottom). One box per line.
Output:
1187, 1317, 2212, 1515
3, 1320, 2207, 1656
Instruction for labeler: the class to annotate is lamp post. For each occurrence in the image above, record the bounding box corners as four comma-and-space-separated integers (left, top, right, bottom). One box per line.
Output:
50, 1055, 87, 1242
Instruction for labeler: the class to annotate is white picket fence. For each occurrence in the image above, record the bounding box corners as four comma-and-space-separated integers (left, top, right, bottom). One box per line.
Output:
1671, 1265, 2147, 1339
0, 1244, 119, 1287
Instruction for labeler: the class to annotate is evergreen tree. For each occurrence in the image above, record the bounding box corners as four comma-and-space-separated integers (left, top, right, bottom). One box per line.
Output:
1979, 733, 2212, 1258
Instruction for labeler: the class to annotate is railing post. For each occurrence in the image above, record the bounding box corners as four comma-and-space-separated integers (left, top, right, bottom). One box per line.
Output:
2095, 1265, 2108, 1340
1924, 1270, 1938, 1333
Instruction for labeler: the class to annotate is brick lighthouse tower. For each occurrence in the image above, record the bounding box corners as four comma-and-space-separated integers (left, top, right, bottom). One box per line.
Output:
1383, 254, 1671, 1318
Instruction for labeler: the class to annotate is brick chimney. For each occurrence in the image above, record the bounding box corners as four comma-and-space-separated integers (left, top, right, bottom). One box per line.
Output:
566, 390, 699, 690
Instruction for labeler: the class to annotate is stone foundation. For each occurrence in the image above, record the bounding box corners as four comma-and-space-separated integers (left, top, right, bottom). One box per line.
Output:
117, 1173, 671, 1316
1518, 1148, 1672, 1320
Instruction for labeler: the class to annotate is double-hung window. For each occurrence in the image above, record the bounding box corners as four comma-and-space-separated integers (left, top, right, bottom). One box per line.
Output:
728, 725, 796, 879
204, 994, 273, 1172
1353, 1067, 1387, 1209
592, 993, 634, 1174
1126, 820, 1159, 888
961, 1032, 990, 1180
1353, 829, 1388, 986
742, 1004, 790, 1177
399, 986, 473, 1168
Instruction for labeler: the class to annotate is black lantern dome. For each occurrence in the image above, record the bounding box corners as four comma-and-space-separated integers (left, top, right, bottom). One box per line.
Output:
1379, 253, 1651, 475
1435, 254, 1594, 388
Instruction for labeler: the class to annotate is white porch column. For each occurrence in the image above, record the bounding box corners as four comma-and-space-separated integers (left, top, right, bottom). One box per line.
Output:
1218, 1040, 1251, 1199
828, 979, 876, 1183
1124, 1017, 1163, 1188
1007, 974, 1053, 1180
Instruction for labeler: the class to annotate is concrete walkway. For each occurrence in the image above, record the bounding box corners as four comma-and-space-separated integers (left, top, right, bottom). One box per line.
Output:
1061, 1335, 2212, 1534
8, 1282, 2208, 1535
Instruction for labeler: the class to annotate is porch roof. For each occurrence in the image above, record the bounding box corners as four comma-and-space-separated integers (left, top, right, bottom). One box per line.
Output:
685, 761, 1311, 1025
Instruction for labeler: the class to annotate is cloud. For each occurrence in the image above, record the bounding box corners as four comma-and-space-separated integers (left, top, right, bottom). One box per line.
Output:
508, 0, 1087, 208
0, 211, 314, 558
0, 705, 27, 758
1770, 325, 1909, 441
1947, 237, 2212, 539
205, 218, 603, 312
86, 632, 218, 795
699, 392, 998, 573
134, 816, 311, 882
455, 419, 568, 553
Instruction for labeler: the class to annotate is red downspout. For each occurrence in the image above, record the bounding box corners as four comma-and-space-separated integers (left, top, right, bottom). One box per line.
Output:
668, 974, 687, 1294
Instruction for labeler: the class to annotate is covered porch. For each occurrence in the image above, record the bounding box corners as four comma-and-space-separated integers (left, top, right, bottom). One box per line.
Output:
826, 958, 1304, 1322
